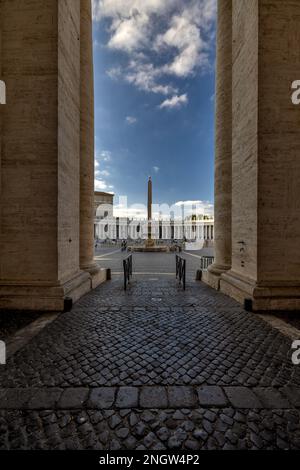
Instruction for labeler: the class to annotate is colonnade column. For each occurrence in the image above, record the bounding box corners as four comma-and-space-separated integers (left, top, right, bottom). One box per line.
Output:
202, 0, 232, 290
80, 0, 106, 287
220, 0, 300, 311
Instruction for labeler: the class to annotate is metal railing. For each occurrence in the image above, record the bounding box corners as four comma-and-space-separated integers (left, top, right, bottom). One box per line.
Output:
123, 254, 133, 291
200, 256, 215, 271
176, 255, 186, 290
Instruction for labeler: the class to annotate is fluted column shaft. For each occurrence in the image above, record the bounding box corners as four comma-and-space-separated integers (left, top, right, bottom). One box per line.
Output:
80, 0, 96, 272
207, 0, 232, 282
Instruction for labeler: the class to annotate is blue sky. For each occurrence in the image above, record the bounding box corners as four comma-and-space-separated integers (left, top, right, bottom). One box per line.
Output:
92, 0, 216, 217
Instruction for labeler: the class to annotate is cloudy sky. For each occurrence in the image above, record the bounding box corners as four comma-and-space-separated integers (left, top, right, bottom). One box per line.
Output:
92, 0, 216, 217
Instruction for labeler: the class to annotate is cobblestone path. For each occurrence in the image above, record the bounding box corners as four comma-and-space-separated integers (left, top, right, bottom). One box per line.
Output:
1, 267, 300, 450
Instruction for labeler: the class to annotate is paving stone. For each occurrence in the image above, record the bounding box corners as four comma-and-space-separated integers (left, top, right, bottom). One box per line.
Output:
109, 414, 122, 429
253, 388, 290, 409
140, 386, 168, 408
124, 436, 137, 450
168, 436, 183, 449
99, 431, 109, 444
143, 432, 157, 448
156, 426, 170, 441
141, 410, 156, 423
197, 386, 228, 407
204, 410, 217, 423
202, 419, 213, 434
152, 442, 166, 450
88, 388, 115, 409
168, 387, 197, 408
0, 389, 34, 409
134, 422, 148, 438
185, 439, 200, 450
27, 389, 63, 409
110, 439, 121, 450
173, 410, 185, 420
281, 386, 300, 408
224, 387, 264, 409
115, 387, 138, 408
58, 388, 89, 409
182, 420, 195, 432
193, 429, 208, 441
119, 409, 130, 417
116, 427, 129, 439
129, 412, 138, 427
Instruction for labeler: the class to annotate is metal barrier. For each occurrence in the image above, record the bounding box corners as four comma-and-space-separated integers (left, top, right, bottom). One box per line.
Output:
200, 256, 214, 271
176, 255, 186, 290
123, 254, 133, 291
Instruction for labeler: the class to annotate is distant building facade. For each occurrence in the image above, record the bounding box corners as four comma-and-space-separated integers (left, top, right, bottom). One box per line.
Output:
94, 192, 214, 244
94, 191, 114, 238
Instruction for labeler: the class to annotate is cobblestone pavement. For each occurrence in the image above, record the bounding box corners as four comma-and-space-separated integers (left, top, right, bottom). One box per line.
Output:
95, 250, 204, 279
0, 255, 300, 450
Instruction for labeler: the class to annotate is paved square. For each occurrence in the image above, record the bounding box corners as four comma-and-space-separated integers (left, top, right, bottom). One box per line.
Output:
0, 252, 300, 449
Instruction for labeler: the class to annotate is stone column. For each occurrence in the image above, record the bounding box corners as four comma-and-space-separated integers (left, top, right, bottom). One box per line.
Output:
80, 0, 106, 286
221, 0, 300, 311
0, 3, 3, 197
0, 0, 92, 311
202, 0, 232, 290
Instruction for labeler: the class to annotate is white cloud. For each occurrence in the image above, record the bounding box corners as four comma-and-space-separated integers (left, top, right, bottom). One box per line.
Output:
156, 16, 208, 78
96, 169, 110, 177
111, 197, 214, 219
126, 116, 137, 125
108, 13, 149, 52
174, 200, 214, 216
95, 150, 113, 192
117, 61, 178, 96
93, 0, 216, 100
97, 150, 112, 162
94, 177, 114, 192
159, 93, 188, 110
93, 1, 175, 54
153, 166, 160, 173
95, 179, 109, 191
114, 204, 148, 220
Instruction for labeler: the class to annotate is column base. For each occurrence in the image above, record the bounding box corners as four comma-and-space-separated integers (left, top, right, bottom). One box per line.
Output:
80, 262, 108, 289
201, 263, 231, 290
0, 271, 91, 311
220, 270, 300, 311
0, 265, 109, 311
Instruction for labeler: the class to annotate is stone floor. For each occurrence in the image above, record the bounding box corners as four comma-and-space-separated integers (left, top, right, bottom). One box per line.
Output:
0, 252, 300, 450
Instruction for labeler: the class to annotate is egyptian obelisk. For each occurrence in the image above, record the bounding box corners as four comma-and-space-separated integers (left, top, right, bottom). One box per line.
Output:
132, 176, 166, 251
